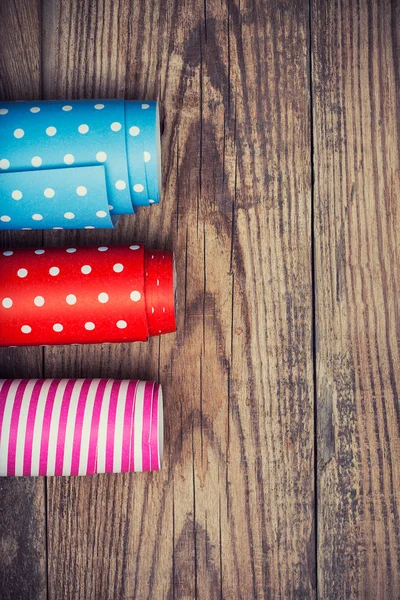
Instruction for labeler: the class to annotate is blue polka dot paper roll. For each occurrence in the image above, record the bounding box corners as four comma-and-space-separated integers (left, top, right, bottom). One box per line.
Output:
0, 100, 161, 230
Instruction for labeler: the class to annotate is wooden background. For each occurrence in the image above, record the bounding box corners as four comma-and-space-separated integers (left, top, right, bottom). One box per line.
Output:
0, 0, 399, 598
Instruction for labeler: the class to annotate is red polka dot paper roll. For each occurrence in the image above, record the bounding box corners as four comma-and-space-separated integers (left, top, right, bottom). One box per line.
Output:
0, 244, 176, 347
0, 379, 163, 476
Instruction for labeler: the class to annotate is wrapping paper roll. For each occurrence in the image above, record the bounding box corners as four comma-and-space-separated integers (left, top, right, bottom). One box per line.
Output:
0, 378, 163, 476
0, 99, 161, 230
0, 244, 176, 347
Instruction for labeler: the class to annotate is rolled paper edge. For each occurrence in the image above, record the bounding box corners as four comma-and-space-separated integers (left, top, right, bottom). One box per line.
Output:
157, 384, 164, 469
173, 253, 178, 330
124, 100, 161, 208
144, 248, 176, 336
156, 101, 162, 206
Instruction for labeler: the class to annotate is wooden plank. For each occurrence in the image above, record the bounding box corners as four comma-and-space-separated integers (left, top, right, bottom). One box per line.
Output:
42, 1, 314, 598
223, 1, 315, 597
312, 1, 400, 597
0, 2, 47, 599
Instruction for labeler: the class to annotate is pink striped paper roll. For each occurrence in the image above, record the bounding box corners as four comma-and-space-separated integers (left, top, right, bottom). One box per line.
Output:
0, 379, 163, 476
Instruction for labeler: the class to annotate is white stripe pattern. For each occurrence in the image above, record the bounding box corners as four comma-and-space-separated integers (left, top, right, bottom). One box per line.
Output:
31, 379, 53, 475
0, 380, 21, 476
133, 381, 146, 472
96, 379, 113, 474
113, 379, 129, 473
62, 379, 85, 476
78, 379, 100, 476
15, 379, 37, 475
0, 379, 163, 476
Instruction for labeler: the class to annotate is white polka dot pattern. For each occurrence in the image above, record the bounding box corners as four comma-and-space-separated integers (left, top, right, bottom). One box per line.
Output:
96, 151, 107, 162
46, 126, 57, 136
76, 186, 87, 196
0, 159, 10, 169
0, 244, 176, 347
129, 126, 140, 136
34, 296, 45, 307
31, 156, 42, 167
0, 99, 161, 230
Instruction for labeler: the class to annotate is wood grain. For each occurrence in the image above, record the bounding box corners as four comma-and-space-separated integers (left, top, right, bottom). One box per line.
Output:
0, 2, 47, 599
40, 0, 315, 599
312, 0, 400, 598
3, 1, 400, 598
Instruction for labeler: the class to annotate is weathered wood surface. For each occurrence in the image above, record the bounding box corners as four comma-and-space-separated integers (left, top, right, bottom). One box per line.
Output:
3, 0, 399, 599
40, 1, 314, 598
312, 1, 400, 598
0, 2, 47, 600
